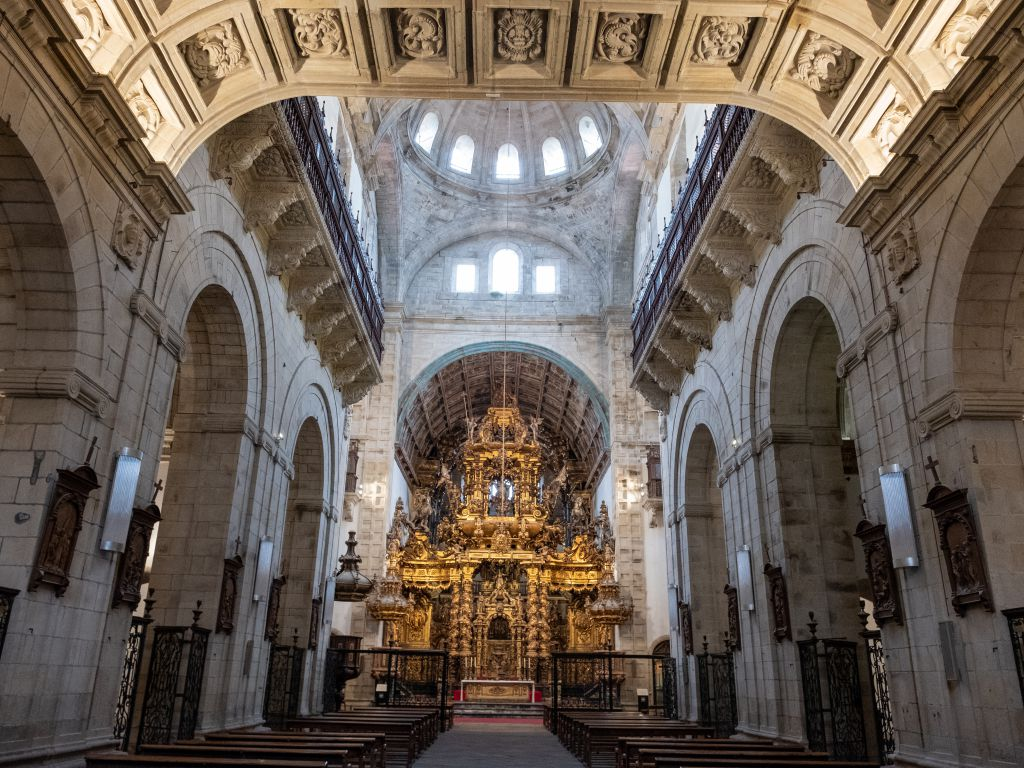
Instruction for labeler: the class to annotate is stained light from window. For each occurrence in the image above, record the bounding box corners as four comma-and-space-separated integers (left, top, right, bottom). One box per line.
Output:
450, 134, 475, 173
455, 263, 477, 293
579, 115, 603, 157
415, 111, 440, 152
542, 137, 567, 175
535, 264, 556, 294
491, 248, 520, 293
495, 143, 521, 180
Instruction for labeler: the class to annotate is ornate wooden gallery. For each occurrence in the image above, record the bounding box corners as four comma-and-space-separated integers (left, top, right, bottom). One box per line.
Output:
366, 400, 632, 695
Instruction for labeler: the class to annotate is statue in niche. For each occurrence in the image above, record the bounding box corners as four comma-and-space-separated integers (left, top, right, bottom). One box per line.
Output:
925, 484, 993, 616
216, 555, 243, 633
30, 461, 100, 597
854, 518, 902, 625
112, 503, 161, 609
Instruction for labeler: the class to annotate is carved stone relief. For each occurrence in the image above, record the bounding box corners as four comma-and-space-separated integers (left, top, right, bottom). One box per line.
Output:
67, 0, 108, 56
791, 32, 858, 98
253, 145, 292, 178
211, 134, 275, 180
925, 485, 994, 616
854, 519, 902, 626
763, 562, 792, 641
393, 8, 446, 59
180, 21, 249, 87
495, 9, 545, 63
288, 9, 350, 58
29, 463, 100, 597
217, 555, 243, 633
593, 13, 650, 64
125, 81, 163, 140
937, 0, 992, 73
882, 219, 920, 284
112, 203, 152, 269
873, 98, 912, 157
692, 16, 750, 65
112, 503, 161, 609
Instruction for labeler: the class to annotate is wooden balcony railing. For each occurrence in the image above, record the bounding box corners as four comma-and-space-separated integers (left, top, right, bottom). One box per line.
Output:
282, 97, 384, 362
631, 106, 754, 367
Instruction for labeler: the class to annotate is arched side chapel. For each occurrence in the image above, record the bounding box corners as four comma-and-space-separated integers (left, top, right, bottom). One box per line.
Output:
1, 2, 1024, 766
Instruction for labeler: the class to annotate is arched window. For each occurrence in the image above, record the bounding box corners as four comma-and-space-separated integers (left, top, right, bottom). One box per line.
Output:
450, 134, 475, 173
414, 111, 439, 152
491, 247, 520, 293
495, 143, 521, 180
579, 115, 603, 157
542, 137, 567, 175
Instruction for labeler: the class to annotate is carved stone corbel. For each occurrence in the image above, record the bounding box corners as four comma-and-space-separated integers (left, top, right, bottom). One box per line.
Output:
669, 299, 713, 349
211, 133, 275, 180
684, 264, 733, 320
655, 337, 698, 374
305, 310, 348, 341
244, 183, 301, 231
749, 119, 821, 194
287, 273, 335, 313
635, 372, 670, 412
724, 192, 782, 244
702, 237, 755, 287
266, 237, 317, 276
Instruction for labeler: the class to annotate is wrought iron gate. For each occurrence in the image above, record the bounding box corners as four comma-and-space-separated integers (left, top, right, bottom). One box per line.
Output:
695, 649, 737, 737
656, 655, 678, 720
112, 612, 153, 750
1005, 608, 1024, 707
798, 635, 868, 760
863, 629, 895, 762
136, 611, 211, 747
370, 647, 450, 730
264, 643, 305, 722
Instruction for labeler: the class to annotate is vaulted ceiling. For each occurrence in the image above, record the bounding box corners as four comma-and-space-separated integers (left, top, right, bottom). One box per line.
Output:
395, 350, 608, 486
28, 0, 1008, 185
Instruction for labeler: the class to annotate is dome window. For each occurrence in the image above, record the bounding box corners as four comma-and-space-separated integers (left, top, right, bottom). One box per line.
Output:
579, 115, 603, 157
542, 137, 567, 176
495, 143, 521, 180
491, 248, 521, 294
414, 111, 440, 152
450, 134, 475, 173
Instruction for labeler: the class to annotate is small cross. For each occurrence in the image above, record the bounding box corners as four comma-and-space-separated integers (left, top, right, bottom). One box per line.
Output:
924, 455, 941, 486
152, 478, 164, 502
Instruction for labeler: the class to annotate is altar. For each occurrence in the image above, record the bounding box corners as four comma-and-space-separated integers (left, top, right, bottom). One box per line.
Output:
460, 679, 536, 703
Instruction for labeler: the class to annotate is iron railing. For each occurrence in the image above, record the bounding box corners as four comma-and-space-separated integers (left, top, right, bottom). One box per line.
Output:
695, 645, 737, 738
265, 642, 306, 723
112, 611, 154, 750
550, 651, 677, 723
798, 633, 869, 761
0, 587, 18, 662
281, 97, 384, 361
369, 647, 451, 730
862, 629, 895, 762
1004, 608, 1024, 707
631, 106, 754, 367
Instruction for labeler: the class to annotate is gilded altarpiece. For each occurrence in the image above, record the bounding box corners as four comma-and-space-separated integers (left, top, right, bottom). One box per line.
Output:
368, 402, 632, 684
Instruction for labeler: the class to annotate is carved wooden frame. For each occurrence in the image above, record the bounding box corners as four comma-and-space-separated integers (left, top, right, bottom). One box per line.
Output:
925, 485, 993, 616
724, 584, 740, 651
309, 596, 323, 649
854, 518, 902, 625
265, 575, 287, 641
763, 562, 792, 642
112, 503, 162, 609
29, 464, 100, 597
679, 600, 694, 655
217, 555, 244, 633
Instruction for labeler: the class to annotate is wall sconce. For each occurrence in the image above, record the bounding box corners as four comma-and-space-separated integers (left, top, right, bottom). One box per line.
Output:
878, 464, 919, 567
253, 537, 274, 601
99, 448, 144, 552
735, 545, 755, 611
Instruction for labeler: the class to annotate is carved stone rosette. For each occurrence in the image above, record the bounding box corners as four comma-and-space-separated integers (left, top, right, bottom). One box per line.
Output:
495, 9, 545, 63
288, 9, 349, 57
265, 575, 287, 640
763, 562, 792, 642
692, 17, 750, 65
112, 503, 162, 609
593, 13, 649, 64
791, 32, 857, 98
854, 519, 902, 625
679, 601, 694, 655
179, 21, 249, 88
29, 463, 100, 597
925, 485, 994, 616
724, 584, 740, 651
216, 555, 244, 633
394, 8, 446, 59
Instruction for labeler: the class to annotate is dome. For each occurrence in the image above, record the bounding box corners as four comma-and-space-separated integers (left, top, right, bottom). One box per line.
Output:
404, 99, 618, 195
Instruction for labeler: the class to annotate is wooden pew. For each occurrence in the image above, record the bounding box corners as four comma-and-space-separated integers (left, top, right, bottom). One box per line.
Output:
139, 743, 350, 767
285, 712, 434, 768
616, 738, 777, 768
649, 757, 876, 768
86, 753, 327, 768
203, 731, 384, 768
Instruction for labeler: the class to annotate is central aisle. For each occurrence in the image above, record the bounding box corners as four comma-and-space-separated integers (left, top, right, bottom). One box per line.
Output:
413, 719, 582, 767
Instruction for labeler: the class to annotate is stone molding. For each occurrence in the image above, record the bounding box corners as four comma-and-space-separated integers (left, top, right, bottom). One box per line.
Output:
755, 426, 815, 453
130, 290, 187, 361
0, 368, 111, 418
917, 389, 1024, 437
836, 305, 898, 378
174, 413, 259, 438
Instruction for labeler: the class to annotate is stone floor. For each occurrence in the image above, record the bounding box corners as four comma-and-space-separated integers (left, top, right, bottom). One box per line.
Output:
413, 719, 582, 767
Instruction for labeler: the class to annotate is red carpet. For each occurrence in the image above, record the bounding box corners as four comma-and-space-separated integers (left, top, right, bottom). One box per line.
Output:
454, 716, 544, 725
